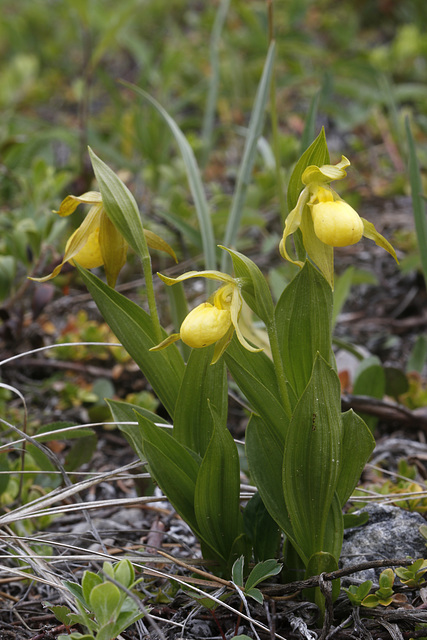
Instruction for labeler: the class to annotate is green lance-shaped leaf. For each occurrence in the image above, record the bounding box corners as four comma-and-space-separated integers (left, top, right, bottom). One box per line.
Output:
88, 148, 148, 264
222, 246, 274, 325
276, 260, 334, 399
225, 336, 290, 441
245, 414, 306, 563
108, 398, 170, 434
283, 354, 342, 560
336, 410, 375, 508
77, 266, 184, 418
194, 403, 244, 569
287, 128, 330, 213
322, 493, 344, 563
134, 411, 201, 534
174, 345, 228, 457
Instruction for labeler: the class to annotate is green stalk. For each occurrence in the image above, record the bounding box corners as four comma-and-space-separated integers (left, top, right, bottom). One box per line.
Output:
267, 319, 292, 417
140, 251, 163, 344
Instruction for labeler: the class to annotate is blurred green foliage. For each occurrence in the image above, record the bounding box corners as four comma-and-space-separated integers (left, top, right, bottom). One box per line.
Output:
1, 0, 427, 300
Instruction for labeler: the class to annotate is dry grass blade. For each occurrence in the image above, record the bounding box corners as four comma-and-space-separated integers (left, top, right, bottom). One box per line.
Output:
0, 341, 123, 367
0, 459, 148, 525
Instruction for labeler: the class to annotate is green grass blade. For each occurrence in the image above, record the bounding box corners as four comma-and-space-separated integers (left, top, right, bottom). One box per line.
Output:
123, 82, 217, 273
201, 0, 231, 167
220, 42, 275, 272
405, 116, 427, 286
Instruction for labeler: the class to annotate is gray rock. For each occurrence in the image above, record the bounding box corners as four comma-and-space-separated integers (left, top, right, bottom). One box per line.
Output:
340, 503, 426, 583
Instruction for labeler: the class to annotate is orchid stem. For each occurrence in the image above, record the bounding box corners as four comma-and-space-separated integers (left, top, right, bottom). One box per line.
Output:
140, 248, 163, 344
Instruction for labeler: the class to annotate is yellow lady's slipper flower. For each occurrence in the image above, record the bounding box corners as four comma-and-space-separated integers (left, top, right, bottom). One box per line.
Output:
150, 270, 262, 364
279, 156, 398, 287
30, 192, 177, 288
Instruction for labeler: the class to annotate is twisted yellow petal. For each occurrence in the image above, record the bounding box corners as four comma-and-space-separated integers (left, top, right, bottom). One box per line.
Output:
66, 227, 104, 268
302, 156, 350, 185
55, 192, 102, 217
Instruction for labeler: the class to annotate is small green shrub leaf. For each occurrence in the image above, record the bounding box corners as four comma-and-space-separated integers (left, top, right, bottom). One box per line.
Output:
81, 571, 102, 606
89, 582, 121, 626
245, 559, 282, 592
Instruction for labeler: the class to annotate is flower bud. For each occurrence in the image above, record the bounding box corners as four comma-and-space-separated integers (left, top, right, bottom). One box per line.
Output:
180, 302, 231, 348
310, 200, 364, 247
66, 227, 104, 268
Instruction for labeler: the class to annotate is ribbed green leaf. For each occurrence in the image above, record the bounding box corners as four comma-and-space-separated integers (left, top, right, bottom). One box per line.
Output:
77, 266, 184, 418
276, 261, 334, 398
287, 128, 329, 212
174, 345, 227, 457
134, 412, 200, 533
337, 410, 375, 507
224, 337, 289, 442
283, 355, 342, 559
222, 247, 274, 325
194, 404, 243, 567
304, 550, 340, 610
107, 398, 169, 430
88, 148, 148, 263
323, 494, 344, 562
245, 414, 304, 563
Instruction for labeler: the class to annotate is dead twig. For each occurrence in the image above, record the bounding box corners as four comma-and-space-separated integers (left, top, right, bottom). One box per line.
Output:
265, 558, 415, 598
341, 394, 427, 430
